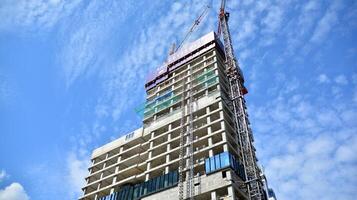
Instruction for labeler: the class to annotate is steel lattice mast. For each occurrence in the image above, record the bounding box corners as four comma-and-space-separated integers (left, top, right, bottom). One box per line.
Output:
218, 0, 264, 199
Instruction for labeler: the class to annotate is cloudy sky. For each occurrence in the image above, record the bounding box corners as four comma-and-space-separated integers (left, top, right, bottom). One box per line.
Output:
0, 0, 356, 199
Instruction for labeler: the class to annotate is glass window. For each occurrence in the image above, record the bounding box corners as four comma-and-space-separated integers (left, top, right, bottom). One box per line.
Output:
155, 177, 160, 191
173, 171, 178, 184
128, 187, 133, 200
220, 152, 230, 168
160, 174, 165, 189
168, 172, 173, 186
210, 157, 216, 172
164, 173, 169, 187
148, 179, 153, 194
139, 183, 143, 196
205, 158, 210, 173
133, 185, 139, 198
215, 154, 221, 169
118, 190, 124, 199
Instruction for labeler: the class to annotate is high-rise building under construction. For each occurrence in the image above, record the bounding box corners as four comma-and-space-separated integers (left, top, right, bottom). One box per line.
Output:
79, 31, 273, 200
80, 2, 276, 200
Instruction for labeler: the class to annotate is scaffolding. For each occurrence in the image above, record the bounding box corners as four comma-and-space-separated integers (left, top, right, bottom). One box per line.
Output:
179, 63, 195, 200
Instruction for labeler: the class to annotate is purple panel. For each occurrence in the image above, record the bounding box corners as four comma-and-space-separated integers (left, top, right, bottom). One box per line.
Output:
146, 71, 157, 83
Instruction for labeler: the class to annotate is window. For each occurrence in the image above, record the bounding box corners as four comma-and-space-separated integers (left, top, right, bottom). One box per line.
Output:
205, 151, 244, 177
168, 172, 174, 186
210, 157, 216, 172
205, 158, 210, 173
215, 154, 221, 169
155, 177, 160, 190
220, 152, 230, 168
172, 171, 178, 184
160, 174, 165, 189
164, 173, 169, 187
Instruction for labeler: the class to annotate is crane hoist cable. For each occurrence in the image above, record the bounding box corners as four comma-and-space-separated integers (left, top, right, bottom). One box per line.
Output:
174, 5, 211, 53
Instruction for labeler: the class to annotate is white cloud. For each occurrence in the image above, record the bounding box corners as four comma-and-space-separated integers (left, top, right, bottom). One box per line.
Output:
0, 183, 29, 200
66, 152, 90, 199
310, 0, 342, 43
252, 72, 357, 199
0, 170, 7, 182
0, 0, 83, 32
318, 74, 330, 83
335, 74, 348, 85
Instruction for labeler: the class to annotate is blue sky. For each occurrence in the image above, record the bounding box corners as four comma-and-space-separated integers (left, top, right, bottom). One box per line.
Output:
0, 0, 356, 199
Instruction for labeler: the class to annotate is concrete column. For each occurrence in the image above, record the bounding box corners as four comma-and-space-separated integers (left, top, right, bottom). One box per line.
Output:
227, 171, 233, 180
221, 121, 225, 130
211, 191, 217, 200
100, 172, 104, 180
145, 173, 150, 181
207, 126, 212, 135
147, 162, 151, 171
167, 143, 171, 152
110, 187, 115, 194
222, 132, 227, 142
208, 137, 214, 157
119, 146, 124, 154
227, 186, 236, 200
218, 101, 223, 109
208, 137, 213, 146
97, 182, 101, 190
223, 144, 229, 152
166, 154, 170, 163
112, 177, 117, 185
219, 110, 224, 119
94, 194, 98, 200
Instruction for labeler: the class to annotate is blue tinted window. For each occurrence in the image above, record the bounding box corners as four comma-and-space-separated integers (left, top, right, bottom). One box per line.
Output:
160, 175, 165, 189
128, 187, 133, 200
220, 152, 230, 168
205, 158, 210, 173
210, 157, 215, 171
148, 179, 153, 193
156, 176, 160, 190
215, 154, 221, 169
173, 171, 178, 183
164, 173, 169, 187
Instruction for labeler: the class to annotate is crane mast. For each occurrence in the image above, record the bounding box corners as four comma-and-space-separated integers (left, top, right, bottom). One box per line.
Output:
218, 1, 265, 199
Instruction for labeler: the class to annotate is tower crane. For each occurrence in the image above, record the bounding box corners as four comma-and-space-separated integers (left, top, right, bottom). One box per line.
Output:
218, 0, 266, 199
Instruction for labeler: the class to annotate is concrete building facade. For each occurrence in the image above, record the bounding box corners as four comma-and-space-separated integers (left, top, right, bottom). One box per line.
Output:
80, 32, 257, 200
